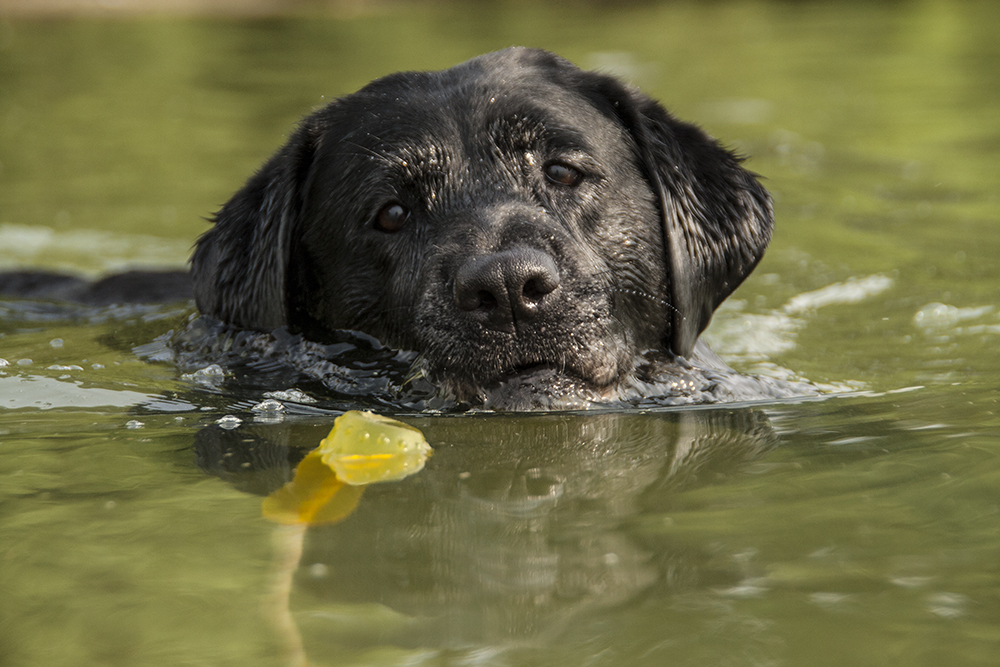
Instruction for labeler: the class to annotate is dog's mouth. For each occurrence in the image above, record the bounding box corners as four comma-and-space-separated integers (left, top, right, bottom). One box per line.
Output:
422, 354, 626, 410
413, 298, 635, 408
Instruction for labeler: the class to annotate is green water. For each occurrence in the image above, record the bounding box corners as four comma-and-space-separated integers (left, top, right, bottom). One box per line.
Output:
2, 1, 1000, 665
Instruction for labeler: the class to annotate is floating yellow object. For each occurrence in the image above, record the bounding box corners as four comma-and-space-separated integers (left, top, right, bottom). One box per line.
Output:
318, 410, 431, 485
263, 412, 430, 525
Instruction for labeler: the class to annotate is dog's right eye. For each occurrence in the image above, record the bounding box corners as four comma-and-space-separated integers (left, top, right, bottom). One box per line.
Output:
375, 203, 410, 233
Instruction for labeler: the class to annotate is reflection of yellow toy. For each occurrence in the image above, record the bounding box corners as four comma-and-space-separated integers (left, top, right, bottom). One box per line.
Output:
262, 411, 431, 526
262, 451, 364, 525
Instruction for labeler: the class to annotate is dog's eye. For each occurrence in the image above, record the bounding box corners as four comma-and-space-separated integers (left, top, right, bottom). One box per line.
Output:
543, 162, 584, 187
375, 203, 410, 233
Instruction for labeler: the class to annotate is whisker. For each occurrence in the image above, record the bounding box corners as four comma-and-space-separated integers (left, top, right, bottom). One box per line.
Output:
585, 265, 680, 316
341, 139, 409, 168
608, 286, 680, 315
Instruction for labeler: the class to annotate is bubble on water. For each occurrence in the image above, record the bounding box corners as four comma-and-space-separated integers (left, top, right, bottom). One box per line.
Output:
263, 388, 318, 404
216, 414, 242, 430
181, 364, 226, 385
251, 399, 285, 423
0, 359, 8, 367
91, 363, 104, 370
252, 399, 285, 413
17, 359, 32, 366
47, 365, 83, 372
49, 338, 64, 348
125, 420, 145, 429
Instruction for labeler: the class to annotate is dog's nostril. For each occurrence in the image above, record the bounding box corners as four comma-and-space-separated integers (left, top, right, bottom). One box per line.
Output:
478, 290, 498, 310
522, 275, 556, 302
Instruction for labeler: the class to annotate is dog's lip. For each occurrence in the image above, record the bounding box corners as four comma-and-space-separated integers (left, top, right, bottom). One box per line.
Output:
495, 360, 617, 388
508, 362, 557, 375
500, 363, 563, 382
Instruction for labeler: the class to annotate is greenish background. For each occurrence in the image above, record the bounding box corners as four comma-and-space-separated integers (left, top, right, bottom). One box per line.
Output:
2, 1, 999, 665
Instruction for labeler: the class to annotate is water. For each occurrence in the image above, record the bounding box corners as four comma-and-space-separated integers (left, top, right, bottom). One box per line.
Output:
2, 1, 1000, 665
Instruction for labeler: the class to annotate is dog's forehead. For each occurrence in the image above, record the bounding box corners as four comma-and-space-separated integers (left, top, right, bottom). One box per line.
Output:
326, 59, 624, 161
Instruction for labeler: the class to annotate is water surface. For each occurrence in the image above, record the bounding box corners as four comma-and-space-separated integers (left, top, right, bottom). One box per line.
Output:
2, 1, 1000, 665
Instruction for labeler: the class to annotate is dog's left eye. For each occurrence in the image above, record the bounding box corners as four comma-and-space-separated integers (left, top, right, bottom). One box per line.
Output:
543, 162, 584, 187
375, 203, 410, 233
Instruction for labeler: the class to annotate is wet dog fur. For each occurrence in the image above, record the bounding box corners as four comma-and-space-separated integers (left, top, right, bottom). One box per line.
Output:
191, 48, 773, 406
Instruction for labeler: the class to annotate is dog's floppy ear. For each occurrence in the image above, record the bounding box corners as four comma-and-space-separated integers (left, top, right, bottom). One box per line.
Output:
584, 76, 773, 358
191, 120, 319, 331
632, 98, 773, 358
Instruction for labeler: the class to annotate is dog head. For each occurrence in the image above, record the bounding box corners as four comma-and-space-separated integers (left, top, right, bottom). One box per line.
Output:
191, 48, 772, 402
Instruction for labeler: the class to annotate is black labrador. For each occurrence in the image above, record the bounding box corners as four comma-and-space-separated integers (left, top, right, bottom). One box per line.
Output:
0, 48, 783, 408
190, 48, 775, 408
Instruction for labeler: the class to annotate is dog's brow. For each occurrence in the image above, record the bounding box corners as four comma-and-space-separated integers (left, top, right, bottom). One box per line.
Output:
544, 127, 594, 154
491, 109, 597, 157
347, 135, 451, 172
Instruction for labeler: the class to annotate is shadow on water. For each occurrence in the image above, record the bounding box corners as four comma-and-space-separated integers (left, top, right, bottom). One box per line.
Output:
194, 407, 777, 661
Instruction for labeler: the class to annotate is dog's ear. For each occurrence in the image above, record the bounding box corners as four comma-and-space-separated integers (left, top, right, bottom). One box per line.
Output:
639, 103, 773, 358
191, 121, 319, 331
582, 75, 773, 358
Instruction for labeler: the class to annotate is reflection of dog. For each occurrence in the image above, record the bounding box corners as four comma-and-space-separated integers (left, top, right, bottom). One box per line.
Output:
195, 409, 777, 652
192, 48, 773, 406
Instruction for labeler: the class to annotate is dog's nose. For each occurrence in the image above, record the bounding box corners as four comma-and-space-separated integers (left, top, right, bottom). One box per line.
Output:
454, 248, 560, 328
